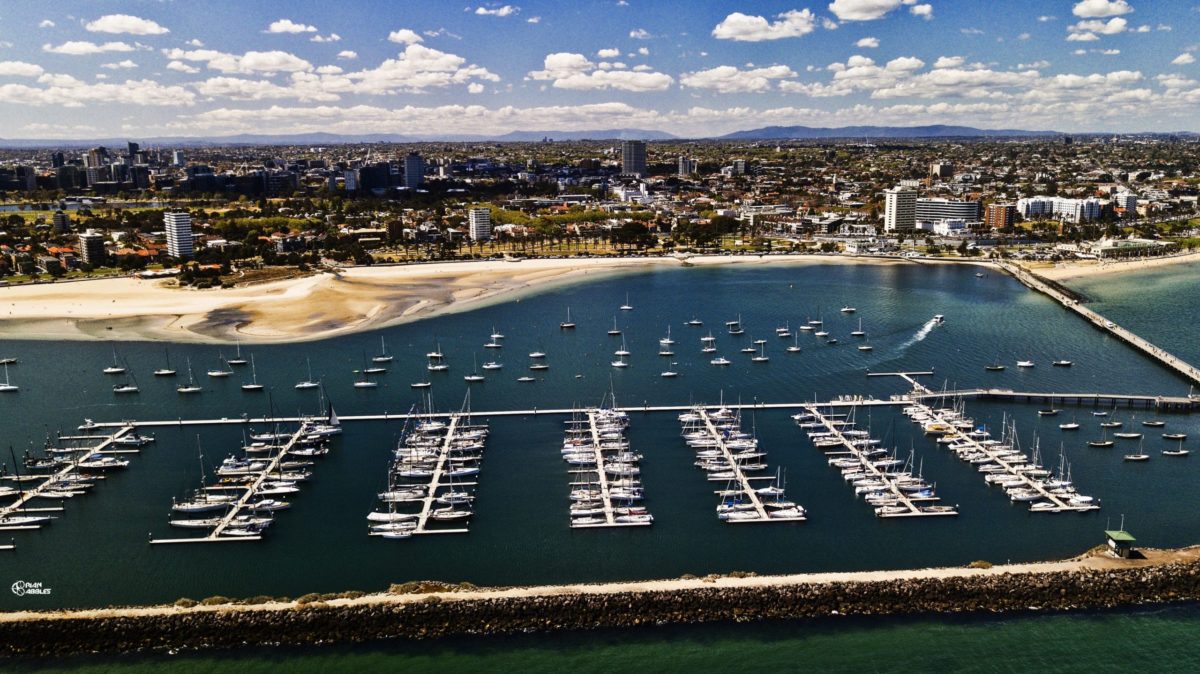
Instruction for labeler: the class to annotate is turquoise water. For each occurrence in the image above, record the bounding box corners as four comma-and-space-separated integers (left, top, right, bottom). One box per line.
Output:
1069, 260, 1200, 367
1, 262, 1197, 613
10, 605, 1200, 672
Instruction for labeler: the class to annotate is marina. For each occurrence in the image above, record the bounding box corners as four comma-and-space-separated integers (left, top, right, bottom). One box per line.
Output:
563, 405, 652, 528
796, 406, 957, 518
678, 406, 806, 523
0, 425, 141, 533
367, 407, 488, 538
150, 417, 337, 544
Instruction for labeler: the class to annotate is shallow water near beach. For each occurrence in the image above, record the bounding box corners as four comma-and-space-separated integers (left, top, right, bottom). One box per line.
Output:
1, 261, 1198, 612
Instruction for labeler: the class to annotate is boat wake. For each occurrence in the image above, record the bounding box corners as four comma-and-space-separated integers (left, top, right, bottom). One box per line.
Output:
898, 318, 940, 351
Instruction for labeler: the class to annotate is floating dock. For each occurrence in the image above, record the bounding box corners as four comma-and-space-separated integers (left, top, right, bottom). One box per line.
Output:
367, 412, 487, 538
798, 405, 957, 518
679, 406, 806, 523
151, 421, 332, 544
564, 407, 652, 529
903, 399, 1099, 513
0, 425, 139, 532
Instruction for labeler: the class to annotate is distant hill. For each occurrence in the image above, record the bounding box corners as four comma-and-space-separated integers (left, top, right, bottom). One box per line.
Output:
718, 124, 1061, 140
0, 128, 676, 148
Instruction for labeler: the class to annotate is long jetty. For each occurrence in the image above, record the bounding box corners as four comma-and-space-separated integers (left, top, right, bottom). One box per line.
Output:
1001, 261, 1200, 387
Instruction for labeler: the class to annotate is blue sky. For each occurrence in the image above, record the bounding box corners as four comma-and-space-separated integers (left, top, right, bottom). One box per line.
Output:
0, 0, 1196, 138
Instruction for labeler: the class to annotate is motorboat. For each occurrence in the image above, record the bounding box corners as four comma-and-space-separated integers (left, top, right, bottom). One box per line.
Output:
710, 356, 731, 366
1016, 360, 1034, 368
1052, 360, 1073, 367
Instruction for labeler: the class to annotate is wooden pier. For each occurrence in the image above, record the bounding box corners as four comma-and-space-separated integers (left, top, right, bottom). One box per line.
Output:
680, 407, 805, 524
916, 388, 1199, 412
409, 414, 471, 536
0, 425, 137, 532
800, 405, 956, 518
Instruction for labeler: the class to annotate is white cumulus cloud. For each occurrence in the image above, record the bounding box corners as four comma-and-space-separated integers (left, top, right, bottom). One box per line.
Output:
387, 29, 424, 45
475, 5, 519, 17
528, 52, 671, 91
855, 37, 880, 47
1072, 0, 1134, 18
266, 19, 317, 34
100, 59, 138, 69
43, 41, 135, 55
828, 0, 918, 22
38, 19, 55, 29
85, 14, 169, 35
0, 61, 45, 77
681, 64, 798, 92
712, 9, 817, 41
1172, 53, 1196, 65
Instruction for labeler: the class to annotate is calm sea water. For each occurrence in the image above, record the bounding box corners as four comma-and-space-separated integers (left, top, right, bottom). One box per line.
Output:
11, 605, 1200, 672
6, 260, 1200, 669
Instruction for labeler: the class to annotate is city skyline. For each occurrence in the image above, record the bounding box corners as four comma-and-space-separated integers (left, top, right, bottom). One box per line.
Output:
0, 0, 1196, 140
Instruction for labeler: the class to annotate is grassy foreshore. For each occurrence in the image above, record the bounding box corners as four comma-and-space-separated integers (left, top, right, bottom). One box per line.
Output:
2, 546, 1198, 658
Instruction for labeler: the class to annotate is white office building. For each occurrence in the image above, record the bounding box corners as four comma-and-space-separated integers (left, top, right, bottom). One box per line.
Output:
1016, 196, 1103, 223
677, 156, 697, 177
884, 186, 917, 232
468, 207, 492, 241
164, 211, 194, 259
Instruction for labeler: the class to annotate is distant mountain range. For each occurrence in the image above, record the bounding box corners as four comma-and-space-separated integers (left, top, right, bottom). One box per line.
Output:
4, 124, 1194, 148
718, 124, 1061, 139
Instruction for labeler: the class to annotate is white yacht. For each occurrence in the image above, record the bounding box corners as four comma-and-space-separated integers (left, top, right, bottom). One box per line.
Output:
207, 354, 233, 378
611, 358, 629, 368
1016, 360, 1035, 368
241, 354, 264, 391
372, 336, 394, 363
464, 356, 485, 382
620, 293, 633, 311
841, 306, 856, 313
227, 341, 248, 366
659, 326, 675, 345
176, 359, 202, 394
154, 348, 177, 376
294, 358, 320, 389
751, 345, 769, 363
851, 318, 865, 337
410, 381, 431, 389
559, 307, 576, 329
102, 348, 126, 375
481, 361, 503, 370
614, 336, 631, 357
608, 317, 622, 336
529, 350, 546, 359
660, 370, 678, 378
710, 356, 731, 366
0, 362, 17, 392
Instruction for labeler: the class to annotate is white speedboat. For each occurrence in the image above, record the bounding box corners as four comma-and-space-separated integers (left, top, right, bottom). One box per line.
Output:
661, 371, 678, 378
1016, 360, 1035, 368
710, 356, 731, 366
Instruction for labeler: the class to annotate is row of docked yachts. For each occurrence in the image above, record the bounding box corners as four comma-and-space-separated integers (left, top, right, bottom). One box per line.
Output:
563, 406, 653, 527
794, 409, 957, 518
166, 418, 340, 538
906, 403, 1099, 512
0, 428, 155, 530
366, 413, 488, 539
678, 406, 806, 522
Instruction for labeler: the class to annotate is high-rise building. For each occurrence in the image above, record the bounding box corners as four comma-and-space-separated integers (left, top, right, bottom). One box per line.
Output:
984, 203, 1016, 231
468, 207, 492, 241
172, 150, 185, 166
164, 211, 194, 259
51, 152, 65, 168
84, 146, 109, 169
731, 159, 747, 175
621, 140, 647, 178
884, 186, 917, 232
78, 229, 107, 266
403, 152, 425, 189
52, 210, 71, 235
677, 156, 697, 177
1114, 192, 1137, 214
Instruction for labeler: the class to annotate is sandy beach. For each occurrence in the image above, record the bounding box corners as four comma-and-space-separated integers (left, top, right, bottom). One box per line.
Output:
1031, 250, 1200, 282
0, 255, 925, 344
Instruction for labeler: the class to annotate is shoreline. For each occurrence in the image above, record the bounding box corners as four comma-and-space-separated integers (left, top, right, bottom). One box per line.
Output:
1028, 250, 1200, 282
1, 545, 1198, 657
0, 254, 978, 345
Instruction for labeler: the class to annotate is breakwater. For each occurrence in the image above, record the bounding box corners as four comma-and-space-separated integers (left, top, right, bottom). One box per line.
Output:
4, 557, 1200, 658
